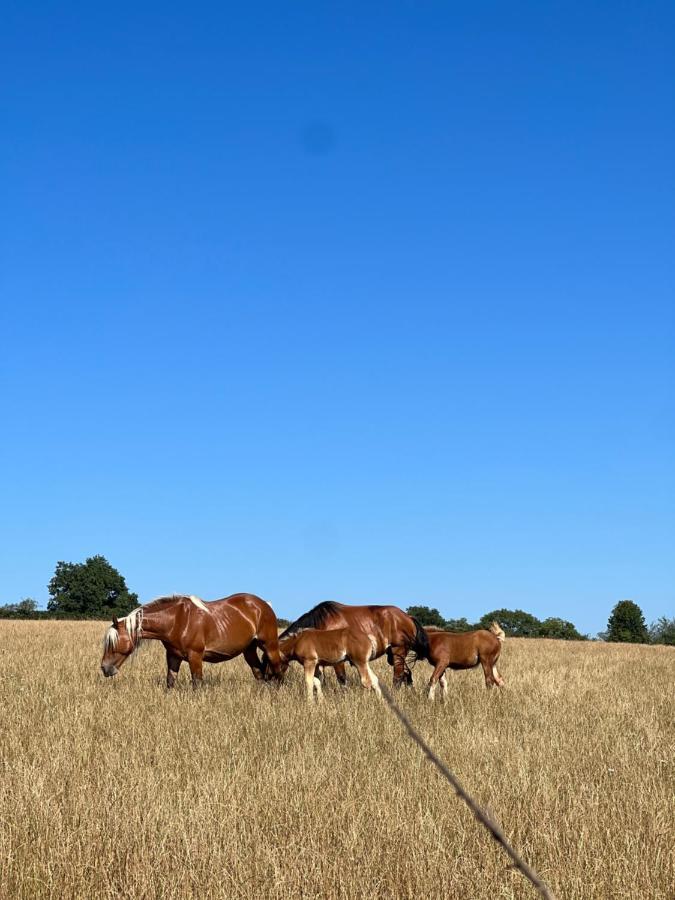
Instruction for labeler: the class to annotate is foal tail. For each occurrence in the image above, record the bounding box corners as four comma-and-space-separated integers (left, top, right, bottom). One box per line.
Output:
489, 621, 505, 643
409, 617, 431, 661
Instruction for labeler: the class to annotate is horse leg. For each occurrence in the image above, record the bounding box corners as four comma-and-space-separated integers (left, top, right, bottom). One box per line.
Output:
165, 648, 182, 689
428, 663, 446, 702
333, 661, 348, 687
492, 661, 505, 687
480, 657, 497, 688
187, 650, 204, 689
439, 671, 449, 701
355, 660, 382, 698
243, 643, 264, 681
390, 647, 411, 687
304, 659, 319, 702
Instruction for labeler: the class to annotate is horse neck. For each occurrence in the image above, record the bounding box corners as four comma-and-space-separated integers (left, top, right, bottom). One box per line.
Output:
279, 634, 296, 659
137, 606, 170, 642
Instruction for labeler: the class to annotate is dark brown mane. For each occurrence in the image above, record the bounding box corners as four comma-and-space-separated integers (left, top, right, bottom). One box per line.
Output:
280, 601, 341, 639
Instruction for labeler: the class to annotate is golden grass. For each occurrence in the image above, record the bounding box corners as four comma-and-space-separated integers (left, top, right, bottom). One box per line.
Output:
0, 622, 673, 899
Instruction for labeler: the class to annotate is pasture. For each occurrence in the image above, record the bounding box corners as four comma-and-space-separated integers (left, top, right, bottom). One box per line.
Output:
0, 621, 672, 899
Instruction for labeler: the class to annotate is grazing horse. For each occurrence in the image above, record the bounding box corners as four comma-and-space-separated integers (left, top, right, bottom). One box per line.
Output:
424, 622, 505, 700
278, 628, 382, 702
277, 601, 430, 687
100, 593, 283, 688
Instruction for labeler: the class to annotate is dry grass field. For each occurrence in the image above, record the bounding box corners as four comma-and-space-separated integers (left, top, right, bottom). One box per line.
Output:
0, 621, 673, 899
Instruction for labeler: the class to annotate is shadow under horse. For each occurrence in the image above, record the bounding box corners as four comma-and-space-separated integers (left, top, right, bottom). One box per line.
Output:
100, 593, 284, 688
276, 601, 430, 687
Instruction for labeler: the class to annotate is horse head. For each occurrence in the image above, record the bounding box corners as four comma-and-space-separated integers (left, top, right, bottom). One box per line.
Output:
100, 610, 142, 677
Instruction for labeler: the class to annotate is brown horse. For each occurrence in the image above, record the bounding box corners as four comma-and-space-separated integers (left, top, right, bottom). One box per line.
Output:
279, 628, 382, 702
424, 622, 505, 700
276, 601, 430, 686
100, 593, 283, 688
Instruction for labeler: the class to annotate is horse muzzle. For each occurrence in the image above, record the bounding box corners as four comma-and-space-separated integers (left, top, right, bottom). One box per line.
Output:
101, 664, 118, 678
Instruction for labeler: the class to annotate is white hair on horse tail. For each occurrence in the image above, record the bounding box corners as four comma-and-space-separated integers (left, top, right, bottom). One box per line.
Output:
188, 595, 209, 612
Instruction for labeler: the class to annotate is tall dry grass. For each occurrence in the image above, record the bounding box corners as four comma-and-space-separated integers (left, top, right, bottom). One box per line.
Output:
0, 621, 673, 899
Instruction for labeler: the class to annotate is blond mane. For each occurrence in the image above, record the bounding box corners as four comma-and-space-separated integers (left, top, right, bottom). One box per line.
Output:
102, 595, 209, 652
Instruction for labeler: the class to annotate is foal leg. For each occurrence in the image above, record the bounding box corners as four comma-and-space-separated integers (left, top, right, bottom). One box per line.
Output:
480, 657, 497, 688
428, 663, 446, 702
439, 672, 449, 701
304, 659, 320, 702
165, 648, 182, 690
355, 660, 382, 698
243, 643, 264, 682
187, 650, 204, 689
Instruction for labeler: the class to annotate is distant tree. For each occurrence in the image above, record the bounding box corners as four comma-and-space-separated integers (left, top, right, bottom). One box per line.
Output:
406, 605, 447, 628
648, 616, 675, 646
276, 618, 291, 629
478, 608, 541, 637
0, 598, 39, 618
539, 617, 586, 641
443, 617, 474, 632
606, 600, 649, 644
47, 556, 138, 619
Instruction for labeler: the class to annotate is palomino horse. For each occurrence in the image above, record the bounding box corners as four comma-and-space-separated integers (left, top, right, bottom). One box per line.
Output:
424, 622, 505, 700
277, 601, 430, 686
100, 593, 283, 688
278, 628, 382, 702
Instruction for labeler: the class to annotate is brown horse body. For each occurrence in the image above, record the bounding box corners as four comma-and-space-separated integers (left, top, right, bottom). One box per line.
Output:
100, 593, 283, 687
424, 622, 505, 699
279, 627, 382, 701
278, 601, 430, 687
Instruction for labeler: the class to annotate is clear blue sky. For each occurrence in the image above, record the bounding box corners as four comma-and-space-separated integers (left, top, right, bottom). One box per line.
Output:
2, 2, 673, 635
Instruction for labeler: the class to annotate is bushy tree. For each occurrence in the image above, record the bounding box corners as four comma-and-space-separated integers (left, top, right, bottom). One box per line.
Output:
478, 608, 541, 637
0, 598, 39, 619
443, 617, 474, 632
539, 617, 586, 641
47, 556, 137, 619
606, 600, 648, 644
406, 605, 447, 628
648, 616, 675, 646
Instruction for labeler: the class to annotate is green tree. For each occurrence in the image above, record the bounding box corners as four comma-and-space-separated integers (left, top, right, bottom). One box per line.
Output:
539, 617, 586, 641
606, 600, 649, 644
478, 608, 541, 637
0, 598, 39, 618
406, 605, 447, 628
443, 617, 474, 632
648, 616, 675, 646
47, 556, 138, 619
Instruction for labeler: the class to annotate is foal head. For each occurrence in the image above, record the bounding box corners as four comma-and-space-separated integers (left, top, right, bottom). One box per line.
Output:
100, 610, 142, 677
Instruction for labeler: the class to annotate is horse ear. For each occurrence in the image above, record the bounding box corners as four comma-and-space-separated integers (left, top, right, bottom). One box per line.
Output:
112, 616, 119, 628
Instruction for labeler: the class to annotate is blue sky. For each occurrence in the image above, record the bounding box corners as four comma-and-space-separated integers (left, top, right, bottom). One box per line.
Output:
2, 2, 673, 634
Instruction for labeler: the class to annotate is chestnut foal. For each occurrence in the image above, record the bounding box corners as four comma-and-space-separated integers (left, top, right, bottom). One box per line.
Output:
278, 627, 382, 702
425, 622, 505, 701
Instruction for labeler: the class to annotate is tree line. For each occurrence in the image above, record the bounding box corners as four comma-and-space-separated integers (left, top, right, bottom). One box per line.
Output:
1, 555, 673, 646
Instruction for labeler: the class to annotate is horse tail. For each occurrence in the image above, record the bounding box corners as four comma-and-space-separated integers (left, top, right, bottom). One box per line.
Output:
489, 621, 505, 643
409, 616, 431, 661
